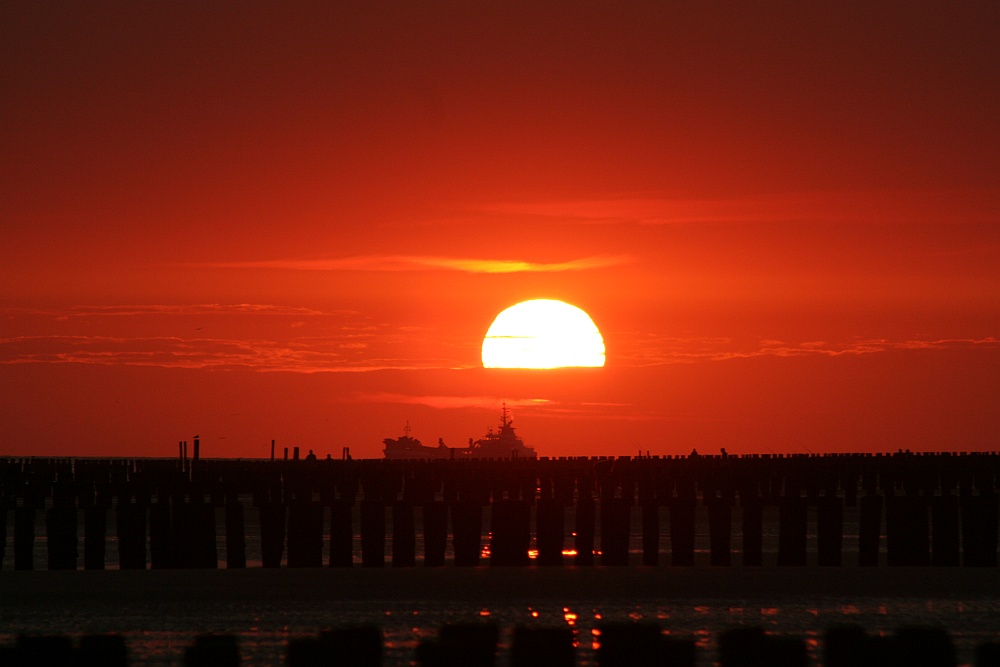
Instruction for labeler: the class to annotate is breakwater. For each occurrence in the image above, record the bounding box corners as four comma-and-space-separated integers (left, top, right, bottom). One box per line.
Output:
1, 453, 997, 570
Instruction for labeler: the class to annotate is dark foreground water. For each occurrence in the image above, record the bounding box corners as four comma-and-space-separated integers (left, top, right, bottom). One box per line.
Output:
1, 568, 998, 666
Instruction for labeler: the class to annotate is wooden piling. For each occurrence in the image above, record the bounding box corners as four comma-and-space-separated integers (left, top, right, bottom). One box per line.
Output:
148, 503, 173, 569
329, 499, 354, 567
740, 498, 763, 566
961, 493, 999, 567
777, 497, 807, 566
669, 498, 696, 566
287, 501, 324, 568
886, 496, 930, 566
490, 499, 531, 566
360, 500, 386, 567
392, 501, 417, 567
706, 498, 732, 566
600, 497, 631, 566
258, 502, 286, 568
423, 501, 448, 567
574, 495, 596, 566
116, 504, 147, 570
535, 498, 565, 566
816, 496, 844, 566
640, 500, 659, 566
858, 495, 883, 566
45, 505, 78, 570
451, 500, 483, 567
14, 507, 35, 570
83, 507, 107, 570
224, 502, 247, 569
930, 495, 960, 566
511, 627, 574, 667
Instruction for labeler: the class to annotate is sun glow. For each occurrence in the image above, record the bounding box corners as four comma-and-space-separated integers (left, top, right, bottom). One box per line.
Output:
481, 299, 606, 368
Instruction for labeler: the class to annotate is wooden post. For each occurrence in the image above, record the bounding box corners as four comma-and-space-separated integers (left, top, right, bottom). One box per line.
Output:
669, 498, 696, 566
858, 495, 883, 566
816, 496, 844, 566
574, 495, 596, 566
599, 497, 631, 566
777, 497, 807, 566
930, 495, 960, 566
886, 496, 929, 566
511, 627, 575, 667
451, 500, 482, 567
13, 507, 35, 570
641, 500, 659, 566
287, 502, 324, 568
225, 501, 247, 569
490, 499, 531, 566
148, 503, 173, 569
116, 504, 147, 570
45, 505, 78, 570
259, 502, 286, 568
961, 493, 999, 567
535, 498, 564, 566
329, 499, 354, 567
422, 501, 448, 567
83, 507, 106, 570
360, 500, 386, 567
706, 498, 732, 566
741, 498, 763, 566
392, 501, 416, 567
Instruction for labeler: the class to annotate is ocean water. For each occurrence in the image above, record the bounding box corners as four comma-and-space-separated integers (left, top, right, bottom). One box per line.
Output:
1, 504, 998, 665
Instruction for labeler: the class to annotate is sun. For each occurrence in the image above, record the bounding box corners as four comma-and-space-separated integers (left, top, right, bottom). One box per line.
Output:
482, 299, 606, 369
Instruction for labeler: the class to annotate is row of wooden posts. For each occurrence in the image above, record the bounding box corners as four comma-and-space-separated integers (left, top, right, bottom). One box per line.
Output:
3, 492, 997, 570
5, 624, 998, 667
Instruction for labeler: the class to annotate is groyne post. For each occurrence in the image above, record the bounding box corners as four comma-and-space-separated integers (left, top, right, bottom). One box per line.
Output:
777, 497, 807, 566
258, 502, 286, 568
116, 503, 147, 570
287, 501, 324, 568
45, 504, 78, 570
706, 497, 732, 567
600, 497, 631, 566
511, 627, 574, 667
669, 498, 696, 566
640, 499, 659, 566
740, 497, 763, 566
422, 501, 448, 567
886, 496, 930, 566
360, 499, 386, 567
930, 495, 960, 566
392, 501, 417, 567
14, 507, 35, 570
858, 495, 883, 566
490, 499, 531, 566
535, 498, 564, 566
961, 493, 999, 567
816, 496, 844, 567
329, 499, 354, 567
574, 494, 596, 566
451, 500, 483, 567
83, 507, 107, 570
224, 501, 247, 568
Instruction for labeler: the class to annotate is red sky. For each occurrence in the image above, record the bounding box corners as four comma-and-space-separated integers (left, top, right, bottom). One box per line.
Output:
2, 2, 998, 458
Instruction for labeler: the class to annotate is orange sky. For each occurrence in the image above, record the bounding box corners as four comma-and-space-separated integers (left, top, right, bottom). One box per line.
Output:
2, 2, 998, 458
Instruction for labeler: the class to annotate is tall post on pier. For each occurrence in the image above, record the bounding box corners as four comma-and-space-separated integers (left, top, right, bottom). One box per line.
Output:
392, 501, 416, 567
192, 435, 200, 462
422, 501, 448, 567
858, 494, 883, 566
329, 499, 354, 567
535, 498, 564, 566
706, 498, 733, 566
14, 507, 36, 570
451, 500, 482, 567
574, 494, 596, 566
816, 496, 844, 566
225, 501, 247, 568
777, 497, 807, 566
669, 498, 696, 566
600, 497, 631, 566
360, 500, 386, 567
741, 498, 763, 566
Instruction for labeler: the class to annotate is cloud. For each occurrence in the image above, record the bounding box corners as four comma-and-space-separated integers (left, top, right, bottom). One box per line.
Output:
481, 189, 1000, 226
196, 254, 631, 273
350, 393, 551, 410
613, 335, 1000, 366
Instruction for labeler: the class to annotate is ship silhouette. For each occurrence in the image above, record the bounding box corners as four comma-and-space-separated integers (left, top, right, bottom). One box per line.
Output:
383, 404, 536, 460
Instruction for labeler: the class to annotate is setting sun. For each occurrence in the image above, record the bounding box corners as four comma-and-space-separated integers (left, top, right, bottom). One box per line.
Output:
482, 299, 606, 369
